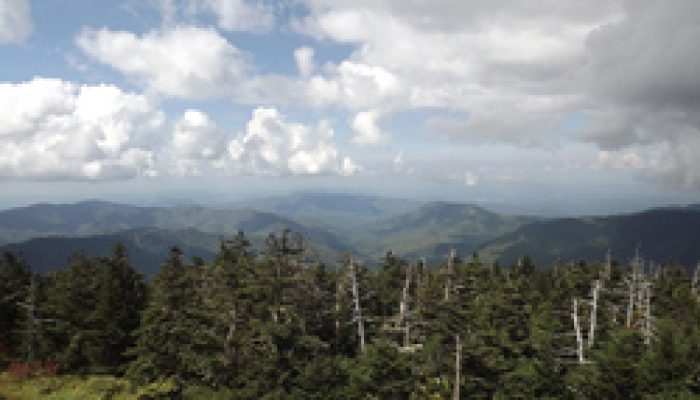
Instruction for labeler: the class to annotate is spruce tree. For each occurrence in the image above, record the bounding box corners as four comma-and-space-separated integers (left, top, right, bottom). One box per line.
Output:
128, 247, 218, 388
90, 244, 146, 374
0, 251, 31, 362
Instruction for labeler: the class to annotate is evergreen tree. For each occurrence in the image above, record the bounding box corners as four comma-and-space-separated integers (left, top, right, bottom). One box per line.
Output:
0, 251, 31, 363
128, 247, 218, 388
89, 244, 147, 374
43, 251, 100, 372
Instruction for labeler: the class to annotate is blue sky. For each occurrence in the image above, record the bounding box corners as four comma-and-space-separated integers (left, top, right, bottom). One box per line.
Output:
1, 0, 699, 214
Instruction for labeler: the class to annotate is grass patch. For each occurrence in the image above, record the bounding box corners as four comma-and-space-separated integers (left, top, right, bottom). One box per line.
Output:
0, 374, 135, 400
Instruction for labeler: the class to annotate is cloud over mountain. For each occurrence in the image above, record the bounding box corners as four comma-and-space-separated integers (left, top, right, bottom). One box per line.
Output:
0, 78, 163, 180
227, 107, 358, 176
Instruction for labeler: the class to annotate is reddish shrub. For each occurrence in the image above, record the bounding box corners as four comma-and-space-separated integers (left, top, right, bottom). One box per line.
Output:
6, 361, 31, 380
5, 360, 60, 379
37, 361, 60, 376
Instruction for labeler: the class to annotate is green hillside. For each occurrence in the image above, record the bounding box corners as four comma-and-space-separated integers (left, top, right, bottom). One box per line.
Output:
0, 227, 220, 275
234, 192, 421, 234
4, 198, 700, 273
0, 201, 354, 266
353, 201, 533, 263
479, 208, 700, 268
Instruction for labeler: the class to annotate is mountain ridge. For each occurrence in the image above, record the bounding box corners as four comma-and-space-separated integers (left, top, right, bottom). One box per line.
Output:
2, 195, 700, 274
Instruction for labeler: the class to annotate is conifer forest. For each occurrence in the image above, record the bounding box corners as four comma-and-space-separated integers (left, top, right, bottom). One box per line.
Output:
2, 229, 700, 399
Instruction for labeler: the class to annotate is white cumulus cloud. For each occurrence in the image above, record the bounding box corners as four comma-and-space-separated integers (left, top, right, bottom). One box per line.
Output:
350, 110, 385, 146
340, 156, 361, 176
170, 109, 227, 175
227, 107, 359, 176
0, 78, 164, 180
77, 26, 250, 99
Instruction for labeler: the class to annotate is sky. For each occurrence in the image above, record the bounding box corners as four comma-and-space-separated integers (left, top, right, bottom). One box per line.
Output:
1, 0, 699, 214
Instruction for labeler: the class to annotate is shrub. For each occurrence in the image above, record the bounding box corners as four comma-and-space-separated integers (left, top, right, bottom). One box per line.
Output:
6, 362, 31, 380
5, 361, 60, 380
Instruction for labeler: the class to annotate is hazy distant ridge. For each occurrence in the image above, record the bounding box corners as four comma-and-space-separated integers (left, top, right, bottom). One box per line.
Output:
1, 195, 699, 274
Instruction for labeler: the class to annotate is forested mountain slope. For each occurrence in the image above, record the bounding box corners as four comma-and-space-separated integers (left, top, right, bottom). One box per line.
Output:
234, 192, 420, 225
0, 198, 533, 269
0, 200, 354, 265
3, 198, 700, 273
479, 207, 700, 268
352, 201, 534, 262
0, 227, 220, 275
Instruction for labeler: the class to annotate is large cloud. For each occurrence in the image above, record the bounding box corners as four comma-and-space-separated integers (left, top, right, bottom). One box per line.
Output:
294, 1, 620, 114
77, 26, 250, 98
0, 0, 31, 43
0, 78, 164, 180
0, 79, 360, 180
169, 109, 227, 175
297, 0, 700, 187
71, 1, 700, 188
580, 0, 700, 188
227, 107, 358, 176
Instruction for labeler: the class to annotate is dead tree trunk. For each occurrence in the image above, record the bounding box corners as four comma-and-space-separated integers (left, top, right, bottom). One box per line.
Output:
453, 334, 461, 400
400, 264, 412, 348
445, 248, 455, 301
626, 282, 634, 328
572, 298, 584, 364
349, 259, 366, 352
644, 281, 652, 345
588, 280, 600, 349
335, 279, 344, 339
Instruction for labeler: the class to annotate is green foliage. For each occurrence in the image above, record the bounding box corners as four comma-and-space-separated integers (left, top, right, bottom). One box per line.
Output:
3, 227, 700, 399
40, 246, 146, 374
348, 340, 414, 399
127, 247, 218, 386
0, 252, 31, 364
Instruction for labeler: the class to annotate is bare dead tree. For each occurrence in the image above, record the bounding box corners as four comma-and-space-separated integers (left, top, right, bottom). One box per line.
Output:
643, 281, 653, 345
453, 334, 461, 400
445, 248, 456, 301
335, 278, 344, 339
572, 298, 585, 364
348, 258, 366, 352
399, 263, 412, 348
588, 280, 600, 349
626, 247, 643, 328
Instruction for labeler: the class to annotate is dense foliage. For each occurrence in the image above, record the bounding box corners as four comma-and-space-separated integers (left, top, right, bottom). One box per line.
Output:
2, 230, 700, 399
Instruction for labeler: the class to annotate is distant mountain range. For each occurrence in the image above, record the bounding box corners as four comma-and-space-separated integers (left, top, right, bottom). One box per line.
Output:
1, 194, 699, 274
232, 192, 421, 235
478, 207, 700, 268
0, 199, 355, 271
1, 227, 220, 275
347, 201, 534, 263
